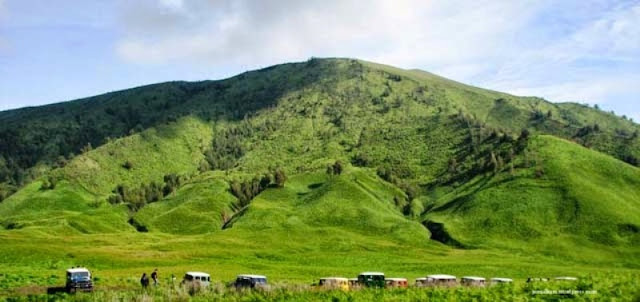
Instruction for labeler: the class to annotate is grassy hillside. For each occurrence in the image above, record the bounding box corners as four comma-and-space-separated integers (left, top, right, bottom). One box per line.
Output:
1, 58, 638, 201
0, 58, 638, 299
0, 171, 638, 299
134, 173, 236, 234
227, 170, 429, 245
0, 117, 211, 234
425, 135, 640, 263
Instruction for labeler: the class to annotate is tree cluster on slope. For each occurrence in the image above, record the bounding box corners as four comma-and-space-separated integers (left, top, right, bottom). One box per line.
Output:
107, 173, 189, 211
229, 174, 272, 208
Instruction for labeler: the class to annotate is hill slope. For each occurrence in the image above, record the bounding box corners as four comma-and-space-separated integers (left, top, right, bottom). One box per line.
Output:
425, 136, 640, 259
0, 59, 638, 293
1, 58, 638, 200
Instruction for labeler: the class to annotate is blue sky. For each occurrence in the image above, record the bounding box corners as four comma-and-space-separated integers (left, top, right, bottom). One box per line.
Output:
0, 0, 638, 122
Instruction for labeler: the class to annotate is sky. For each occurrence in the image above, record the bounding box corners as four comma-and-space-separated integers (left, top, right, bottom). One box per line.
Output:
0, 0, 638, 121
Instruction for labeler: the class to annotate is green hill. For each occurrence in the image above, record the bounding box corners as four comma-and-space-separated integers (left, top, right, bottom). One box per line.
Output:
134, 173, 236, 234
425, 135, 640, 260
1, 58, 638, 199
0, 58, 638, 296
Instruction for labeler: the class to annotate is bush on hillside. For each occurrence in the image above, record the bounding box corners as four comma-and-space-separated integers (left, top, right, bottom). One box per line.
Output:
122, 161, 134, 170
106, 173, 191, 211
162, 173, 181, 196
326, 160, 344, 176
39, 175, 58, 191
229, 174, 273, 210
351, 153, 371, 167
274, 168, 287, 188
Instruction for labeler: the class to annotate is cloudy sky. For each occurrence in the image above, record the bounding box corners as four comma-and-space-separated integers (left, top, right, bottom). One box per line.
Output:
0, 0, 638, 121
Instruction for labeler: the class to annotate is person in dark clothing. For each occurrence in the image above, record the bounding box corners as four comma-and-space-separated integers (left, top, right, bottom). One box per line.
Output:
140, 273, 149, 288
151, 268, 159, 286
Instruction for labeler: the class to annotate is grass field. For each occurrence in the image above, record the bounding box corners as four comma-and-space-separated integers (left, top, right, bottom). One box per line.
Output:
1, 164, 639, 300
1, 228, 639, 301
4, 274, 640, 302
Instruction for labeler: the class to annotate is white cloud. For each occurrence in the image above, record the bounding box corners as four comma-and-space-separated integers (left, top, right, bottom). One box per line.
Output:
505, 74, 640, 105
112, 0, 639, 116
159, 0, 183, 10
114, 0, 546, 68
570, 3, 640, 58
475, 1, 640, 109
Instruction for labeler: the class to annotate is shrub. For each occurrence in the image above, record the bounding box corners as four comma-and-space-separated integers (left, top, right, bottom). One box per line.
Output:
122, 161, 134, 170
351, 153, 370, 167
274, 168, 287, 188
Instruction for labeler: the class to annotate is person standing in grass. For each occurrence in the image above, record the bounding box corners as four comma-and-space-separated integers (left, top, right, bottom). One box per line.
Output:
151, 268, 159, 286
140, 273, 149, 288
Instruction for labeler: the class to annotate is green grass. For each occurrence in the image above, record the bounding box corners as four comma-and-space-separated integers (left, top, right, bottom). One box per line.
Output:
425, 136, 640, 264
5, 274, 640, 302
0, 165, 639, 299
0, 58, 639, 300
0, 117, 212, 235
134, 172, 236, 234
59, 116, 212, 196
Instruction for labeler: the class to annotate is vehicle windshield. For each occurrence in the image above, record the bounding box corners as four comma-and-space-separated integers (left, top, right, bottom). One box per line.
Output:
70, 272, 89, 279
255, 278, 267, 284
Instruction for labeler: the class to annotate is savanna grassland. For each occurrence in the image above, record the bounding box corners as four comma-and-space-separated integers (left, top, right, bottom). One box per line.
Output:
0, 58, 639, 301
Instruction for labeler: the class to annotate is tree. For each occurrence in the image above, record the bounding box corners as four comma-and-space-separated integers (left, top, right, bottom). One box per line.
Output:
351, 153, 370, 167
251, 176, 261, 196
55, 156, 68, 168
623, 155, 639, 166
326, 165, 334, 176
145, 182, 162, 203
80, 142, 93, 154
376, 166, 394, 183
508, 149, 515, 176
259, 173, 271, 190
402, 202, 412, 216
229, 180, 245, 203
198, 160, 210, 172
399, 182, 418, 201
122, 161, 134, 170
448, 158, 457, 174
408, 199, 424, 218
393, 196, 405, 208
274, 168, 287, 188
40, 176, 57, 190
497, 155, 504, 171
332, 160, 343, 175
532, 110, 545, 120
162, 173, 181, 196
518, 129, 530, 141
107, 194, 121, 205
489, 152, 499, 173
516, 129, 530, 152
241, 182, 253, 206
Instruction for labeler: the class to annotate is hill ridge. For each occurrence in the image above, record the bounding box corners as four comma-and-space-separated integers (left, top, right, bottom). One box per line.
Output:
0, 59, 639, 296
